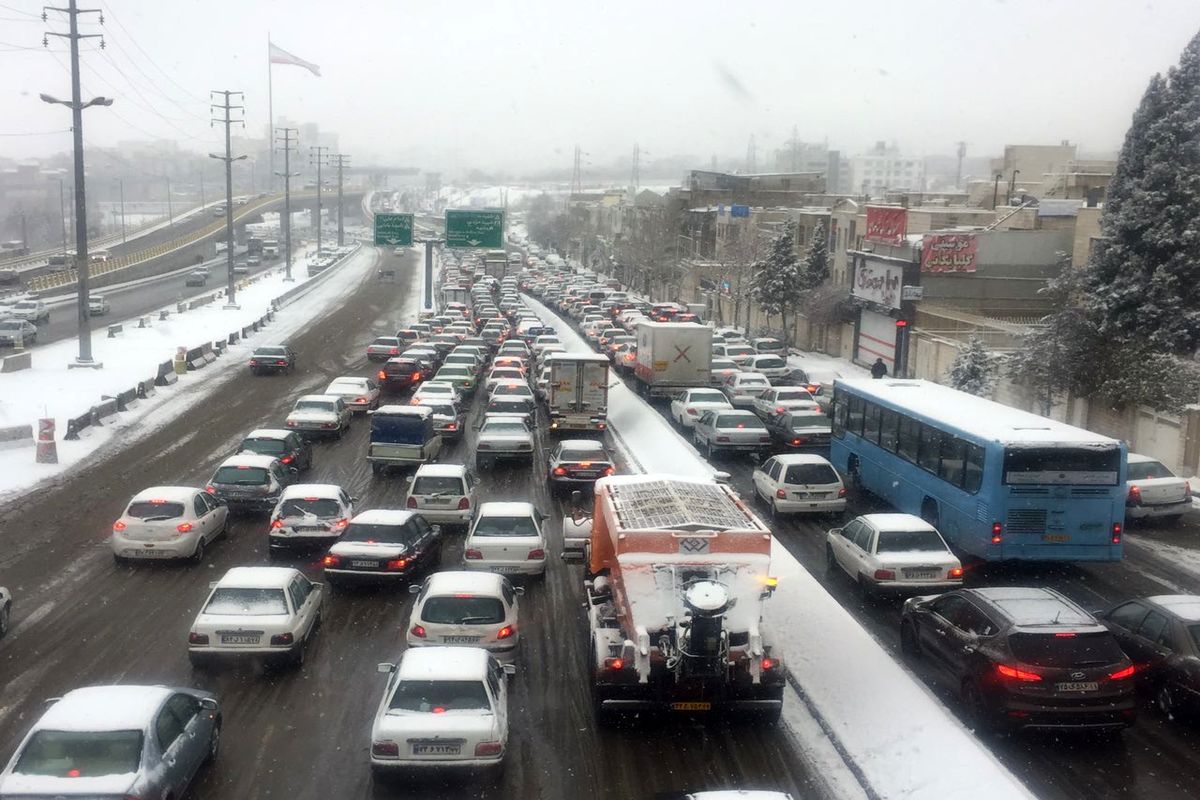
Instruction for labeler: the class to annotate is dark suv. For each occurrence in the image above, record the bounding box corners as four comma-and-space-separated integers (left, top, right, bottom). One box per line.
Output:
249, 345, 296, 375
900, 586, 1136, 732
237, 428, 313, 472
378, 357, 431, 393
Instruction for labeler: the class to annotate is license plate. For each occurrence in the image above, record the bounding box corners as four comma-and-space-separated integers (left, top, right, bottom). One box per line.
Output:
350, 560, 379, 568
792, 491, 812, 498
424, 498, 452, 504
904, 569, 940, 580
220, 634, 260, 645
493, 566, 522, 573
295, 526, 325, 532
443, 636, 481, 644
1042, 534, 1070, 543
671, 702, 712, 712
1055, 681, 1099, 692
412, 743, 461, 755
573, 472, 598, 478
131, 549, 170, 558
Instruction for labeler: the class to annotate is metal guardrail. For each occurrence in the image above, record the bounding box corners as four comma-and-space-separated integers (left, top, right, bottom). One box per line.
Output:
25, 192, 324, 293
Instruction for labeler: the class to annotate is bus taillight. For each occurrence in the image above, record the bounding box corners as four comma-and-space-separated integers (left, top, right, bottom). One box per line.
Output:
990, 522, 1003, 544
1112, 523, 1122, 544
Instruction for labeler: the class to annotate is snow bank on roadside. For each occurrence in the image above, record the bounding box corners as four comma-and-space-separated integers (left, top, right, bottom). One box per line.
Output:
522, 293, 1034, 800
0, 244, 382, 503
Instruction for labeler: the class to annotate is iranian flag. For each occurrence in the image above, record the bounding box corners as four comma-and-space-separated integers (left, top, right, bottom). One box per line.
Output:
269, 41, 320, 77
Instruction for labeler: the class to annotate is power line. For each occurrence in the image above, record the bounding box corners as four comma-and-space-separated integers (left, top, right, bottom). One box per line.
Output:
0, 128, 71, 136
0, 2, 38, 17
100, 38, 209, 121
98, 1, 208, 104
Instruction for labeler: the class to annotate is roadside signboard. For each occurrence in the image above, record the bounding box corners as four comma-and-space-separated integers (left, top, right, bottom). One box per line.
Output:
374, 213, 413, 247
445, 209, 504, 248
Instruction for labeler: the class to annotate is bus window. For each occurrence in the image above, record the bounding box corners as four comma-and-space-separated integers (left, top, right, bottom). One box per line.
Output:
898, 416, 920, 463
964, 443, 985, 493
863, 402, 881, 444
918, 425, 942, 473
847, 395, 864, 436
938, 436, 967, 487
879, 408, 899, 452
832, 389, 847, 436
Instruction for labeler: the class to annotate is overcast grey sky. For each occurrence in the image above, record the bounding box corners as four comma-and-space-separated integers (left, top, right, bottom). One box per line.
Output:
3, 0, 1199, 176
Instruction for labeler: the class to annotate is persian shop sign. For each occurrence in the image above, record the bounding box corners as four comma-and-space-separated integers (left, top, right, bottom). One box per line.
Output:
853, 259, 903, 310
921, 233, 978, 273
865, 206, 907, 245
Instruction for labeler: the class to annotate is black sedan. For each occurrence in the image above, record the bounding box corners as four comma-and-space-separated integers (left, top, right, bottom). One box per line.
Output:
763, 409, 832, 450
1100, 594, 1200, 719
249, 345, 296, 375
378, 357, 433, 393
546, 439, 615, 493
237, 428, 313, 471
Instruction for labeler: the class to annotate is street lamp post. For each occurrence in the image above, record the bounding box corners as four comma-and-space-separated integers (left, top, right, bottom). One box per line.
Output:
118, 178, 126, 243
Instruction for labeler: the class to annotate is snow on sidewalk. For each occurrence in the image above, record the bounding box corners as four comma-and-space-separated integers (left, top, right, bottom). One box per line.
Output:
0, 245, 383, 503
523, 294, 1034, 800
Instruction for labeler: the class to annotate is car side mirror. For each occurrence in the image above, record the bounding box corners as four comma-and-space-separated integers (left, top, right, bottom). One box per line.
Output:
408, 584, 421, 595
830, 527, 843, 537
503, 664, 517, 676
377, 662, 396, 674
514, 586, 526, 596
199, 697, 219, 711
712, 471, 731, 485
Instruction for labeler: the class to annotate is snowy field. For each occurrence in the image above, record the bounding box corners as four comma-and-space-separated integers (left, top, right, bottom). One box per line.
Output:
0, 245, 381, 503
522, 293, 1034, 800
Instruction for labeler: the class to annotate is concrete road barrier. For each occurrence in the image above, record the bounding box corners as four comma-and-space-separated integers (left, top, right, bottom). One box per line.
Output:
91, 398, 118, 425
64, 411, 91, 440
107, 323, 123, 338
1, 351, 32, 373
115, 387, 138, 411
0, 424, 33, 450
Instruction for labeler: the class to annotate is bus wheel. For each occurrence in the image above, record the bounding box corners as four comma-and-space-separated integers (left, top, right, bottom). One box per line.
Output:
846, 457, 863, 493
921, 498, 940, 529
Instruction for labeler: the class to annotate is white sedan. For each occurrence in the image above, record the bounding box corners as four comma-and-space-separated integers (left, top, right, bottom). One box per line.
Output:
111, 486, 228, 564
463, 501, 547, 577
324, 376, 381, 413
752, 387, 820, 420
1126, 453, 1192, 521
751, 454, 846, 516
371, 647, 513, 775
825, 514, 963, 596
406, 571, 522, 662
187, 566, 325, 668
670, 388, 733, 428
268, 483, 355, 554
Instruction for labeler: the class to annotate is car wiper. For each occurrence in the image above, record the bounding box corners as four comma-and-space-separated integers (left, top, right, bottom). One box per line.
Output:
456, 616, 493, 624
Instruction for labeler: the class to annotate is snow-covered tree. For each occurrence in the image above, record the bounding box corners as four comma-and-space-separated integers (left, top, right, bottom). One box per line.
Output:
749, 221, 806, 344
1087, 31, 1200, 353
800, 221, 830, 291
946, 336, 996, 397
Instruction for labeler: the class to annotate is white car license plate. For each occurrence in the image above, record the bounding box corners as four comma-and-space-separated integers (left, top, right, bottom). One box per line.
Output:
443, 636, 481, 644
574, 471, 599, 478
221, 634, 260, 645
492, 566, 521, 573
424, 498, 452, 505
350, 560, 379, 568
904, 569, 940, 580
412, 743, 461, 756
132, 549, 170, 558
1056, 681, 1099, 692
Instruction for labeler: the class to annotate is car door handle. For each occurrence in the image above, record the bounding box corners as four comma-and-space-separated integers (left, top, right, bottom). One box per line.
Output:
934, 628, 946, 636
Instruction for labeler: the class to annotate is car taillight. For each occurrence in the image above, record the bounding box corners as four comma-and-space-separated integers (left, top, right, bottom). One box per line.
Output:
188, 632, 209, 645
286, 420, 297, 427
475, 741, 503, 757
1187, 481, 1193, 499
603, 657, 625, 670
176, 522, 194, 533
333, 518, 348, 528
948, 566, 964, 578
837, 487, 847, 498
204, 485, 216, 494
873, 569, 895, 580
270, 632, 294, 646
760, 435, 771, 443
390, 348, 398, 355
372, 741, 400, 757
991, 522, 1002, 544
603, 466, 615, 476
1109, 665, 1136, 680
686, 407, 699, 416
806, 384, 819, 394
322, 554, 340, 567
775, 406, 786, 414
276, 360, 286, 366
270, 519, 284, 529
527, 548, 545, 560
1112, 523, 1122, 544
249, 359, 258, 366
553, 467, 567, 476
1127, 485, 1142, 505
446, 422, 457, 430
113, 520, 127, 531
406, 496, 418, 508
412, 371, 421, 381
464, 548, 483, 559
996, 663, 1042, 682
716, 436, 730, 442
761, 656, 778, 671
322, 422, 337, 429
386, 558, 408, 570
410, 624, 426, 638
497, 625, 514, 639
280, 455, 293, 465
377, 370, 387, 381
775, 488, 787, 499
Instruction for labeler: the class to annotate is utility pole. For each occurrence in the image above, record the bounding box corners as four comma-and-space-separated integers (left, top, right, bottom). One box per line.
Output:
199, 167, 205, 209
274, 127, 298, 281
630, 143, 640, 198
118, 178, 126, 243
955, 141, 967, 190
166, 176, 173, 225
210, 89, 245, 307
42, 0, 110, 369
310, 144, 328, 256
331, 153, 350, 246
58, 177, 67, 255
19, 212, 28, 252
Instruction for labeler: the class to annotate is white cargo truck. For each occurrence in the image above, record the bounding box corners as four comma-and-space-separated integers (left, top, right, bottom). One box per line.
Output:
633, 320, 712, 398
547, 353, 610, 434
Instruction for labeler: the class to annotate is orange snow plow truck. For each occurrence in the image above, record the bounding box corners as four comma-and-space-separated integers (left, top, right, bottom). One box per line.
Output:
564, 473, 784, 724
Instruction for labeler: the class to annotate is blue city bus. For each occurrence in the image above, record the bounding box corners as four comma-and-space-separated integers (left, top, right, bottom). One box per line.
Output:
829, 379, 1126, 562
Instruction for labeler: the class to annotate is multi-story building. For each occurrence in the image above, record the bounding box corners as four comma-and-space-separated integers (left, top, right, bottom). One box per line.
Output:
850, 142, 924, 196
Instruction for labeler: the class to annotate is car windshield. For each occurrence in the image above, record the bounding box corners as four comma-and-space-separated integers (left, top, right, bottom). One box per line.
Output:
790, 413, 830, 431
388, 680, 491, 713
279, 497, 340, 518
125, 500, 185, 520
241, 437, 287, 455
327, 381, 365, 393
493, 384, 532, 396
739, 377, 769, 387
1127, 460, 1175, 480
371, 338, 397, 346
205, 587, 289, 615
726, 346, 754, 356
559, 447, 606, 462
782, 464, 839, 485
412, 476, 464, 495
482, 421, 528, 435
716, 415, 765, 430
757, 341, 784, 352
254, 348, 286, 357
14, 301, 36, 310
0, 321, 22, 330
473, 515, 538, 537
874, 529, 947, 554
712, 360, 738, 370
213, 466, 268, 485
15, 729, 143, 777
689, 391, 726, 403
419, 385, 453, 394
756, 357, 786, 368
775, 390, 813, 402
293, 400, 334, 413
421, 596, 505, 625
340, 518, 414, 544
1007, 632, 1126, 668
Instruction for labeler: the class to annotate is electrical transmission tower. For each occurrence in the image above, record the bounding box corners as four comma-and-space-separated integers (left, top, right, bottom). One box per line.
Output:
310, 145, 328, 256
330, 154, 351, 246
274, 127, 299, 280
210, 89, 244, 306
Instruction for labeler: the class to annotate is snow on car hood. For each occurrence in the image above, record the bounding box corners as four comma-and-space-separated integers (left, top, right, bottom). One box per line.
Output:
287, 410, 338, 422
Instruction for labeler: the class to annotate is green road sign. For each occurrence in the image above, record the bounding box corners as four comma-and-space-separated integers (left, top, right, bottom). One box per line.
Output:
445, 209, 504, 248
374, 213, 413, 247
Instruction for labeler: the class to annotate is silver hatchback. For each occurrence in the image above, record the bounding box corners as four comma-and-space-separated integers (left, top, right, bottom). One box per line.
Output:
692, 409, 773, 458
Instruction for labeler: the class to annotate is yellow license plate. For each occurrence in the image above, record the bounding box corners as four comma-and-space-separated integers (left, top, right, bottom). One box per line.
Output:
1041, 534, 1069, 542
671, 702, 712, 712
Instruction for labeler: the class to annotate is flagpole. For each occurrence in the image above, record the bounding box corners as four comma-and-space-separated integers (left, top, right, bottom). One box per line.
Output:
268, 34, 275, 193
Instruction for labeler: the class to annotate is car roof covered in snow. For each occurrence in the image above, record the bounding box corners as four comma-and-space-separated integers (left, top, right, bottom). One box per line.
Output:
279, 483, 344, 499
217, 566, 300, 590
414, 464, 467, 478
128, 486, 199, 503
423, 570, 506, 597
397, 645, 490, 681
216, 453, 279, 470
244, 428, 295, 440
35, 685, 173, 732
1147, 595, 1200, 622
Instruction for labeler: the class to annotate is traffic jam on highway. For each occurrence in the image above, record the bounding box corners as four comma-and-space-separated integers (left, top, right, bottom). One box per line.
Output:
1, 218, 1200, 800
